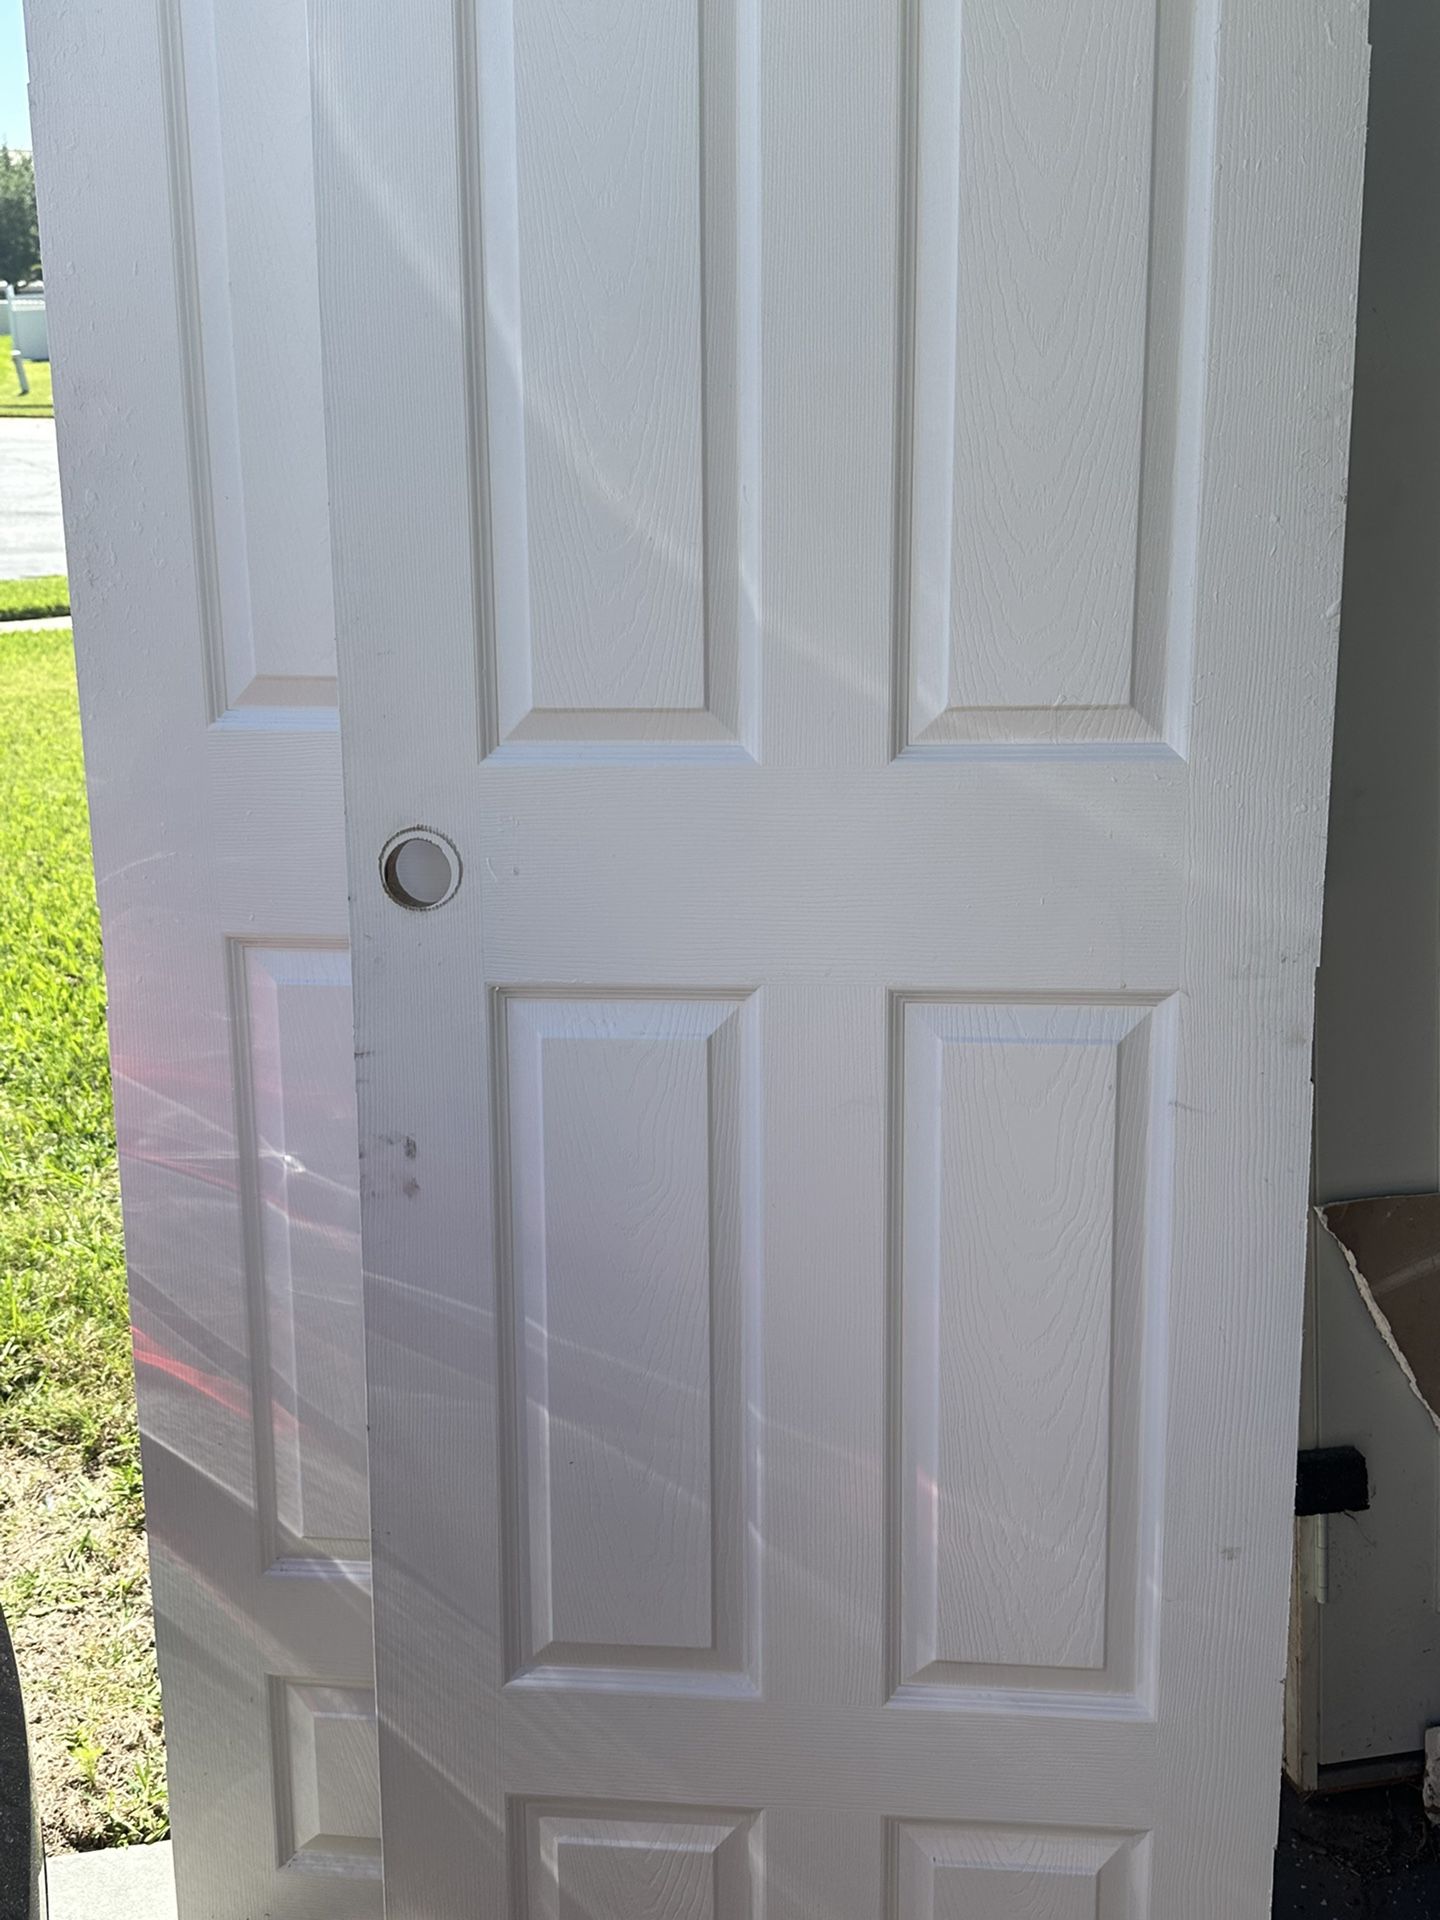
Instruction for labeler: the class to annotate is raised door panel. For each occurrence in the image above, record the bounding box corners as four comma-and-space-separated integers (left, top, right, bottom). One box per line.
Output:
498, 993, 760, 1687
893, 1824, 1145, 1920
472, 0, 759, 756
891, 998, 1174, 1704
900, 0, 1202, 751
516, 1804, 759, 1920
277, 1682, 382, 1876
170, 0, 336, 716
238, 946, 368, 1566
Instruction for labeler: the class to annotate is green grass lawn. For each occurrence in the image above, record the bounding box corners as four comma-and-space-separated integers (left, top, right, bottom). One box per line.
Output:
0, 622, 166, 1848
0, 335, 53, 419
0, 575, 69, 622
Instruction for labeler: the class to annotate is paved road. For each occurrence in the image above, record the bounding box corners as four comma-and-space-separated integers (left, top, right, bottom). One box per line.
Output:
0, 418, 66, 577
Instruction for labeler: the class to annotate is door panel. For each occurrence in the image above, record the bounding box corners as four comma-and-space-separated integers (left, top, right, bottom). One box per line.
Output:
26, 0, 376, 1912
899, 0, 1208, 759
472, 0, 758, 755
239, 946, 369, 1569
174, 0, 337, 715
312, 1, 1367, 1917
893, 1823, 1145, 1920
497, 992, 760, 1689
893, 998, 1171, 1701
905, 0, 1163, 747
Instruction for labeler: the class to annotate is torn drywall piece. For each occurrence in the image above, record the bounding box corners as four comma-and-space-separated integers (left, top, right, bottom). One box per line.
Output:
1318, 1194, 1440, 1435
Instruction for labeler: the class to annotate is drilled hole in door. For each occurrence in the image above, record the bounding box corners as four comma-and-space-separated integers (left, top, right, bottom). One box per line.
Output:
380, 830, 460, 910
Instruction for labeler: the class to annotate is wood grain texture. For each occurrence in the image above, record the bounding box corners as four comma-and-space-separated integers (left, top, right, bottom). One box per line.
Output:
520, 1807, 757, 1920
499, 995, 757, 1684
893, 1823, 1142, 1920
174, 0, 337, 716
469, 765, 1184, 988
27, 0, 376, 1911
900, 1005, 1117, 1675
1148, 0, 1369, 1901
892, 1000, 1171, 1703
239, 946, 367, 1565
279, 1682, 382, 1872
536, 1032, 713, 1652
304, 0, 1371, 1910
473, 0, 759, 755
899, 0, 1216, 754
908, 0, 1152, 718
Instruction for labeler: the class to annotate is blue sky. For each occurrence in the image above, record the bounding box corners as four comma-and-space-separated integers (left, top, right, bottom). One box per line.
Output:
1, 0, 30, 149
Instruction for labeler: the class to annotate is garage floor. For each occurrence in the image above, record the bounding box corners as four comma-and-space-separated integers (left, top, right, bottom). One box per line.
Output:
1273, 1782, 1440, 1917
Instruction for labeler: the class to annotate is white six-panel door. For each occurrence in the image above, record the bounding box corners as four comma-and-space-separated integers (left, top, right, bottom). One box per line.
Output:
312, 3, 1367, 1919
26, 1, 378, 1914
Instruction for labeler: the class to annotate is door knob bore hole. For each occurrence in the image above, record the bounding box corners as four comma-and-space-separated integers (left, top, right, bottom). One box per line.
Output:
380, 829, 460, 911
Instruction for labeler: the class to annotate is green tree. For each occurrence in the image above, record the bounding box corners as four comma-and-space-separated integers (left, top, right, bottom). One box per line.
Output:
0, 147, 41, 289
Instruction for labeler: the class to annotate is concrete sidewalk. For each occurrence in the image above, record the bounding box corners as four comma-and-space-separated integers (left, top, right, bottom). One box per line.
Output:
46, 1841, 175, 1920
0, 418, 65, 578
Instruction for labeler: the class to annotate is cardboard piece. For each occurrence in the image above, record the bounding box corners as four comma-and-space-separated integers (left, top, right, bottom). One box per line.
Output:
1318, 1194, 1440, 1435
